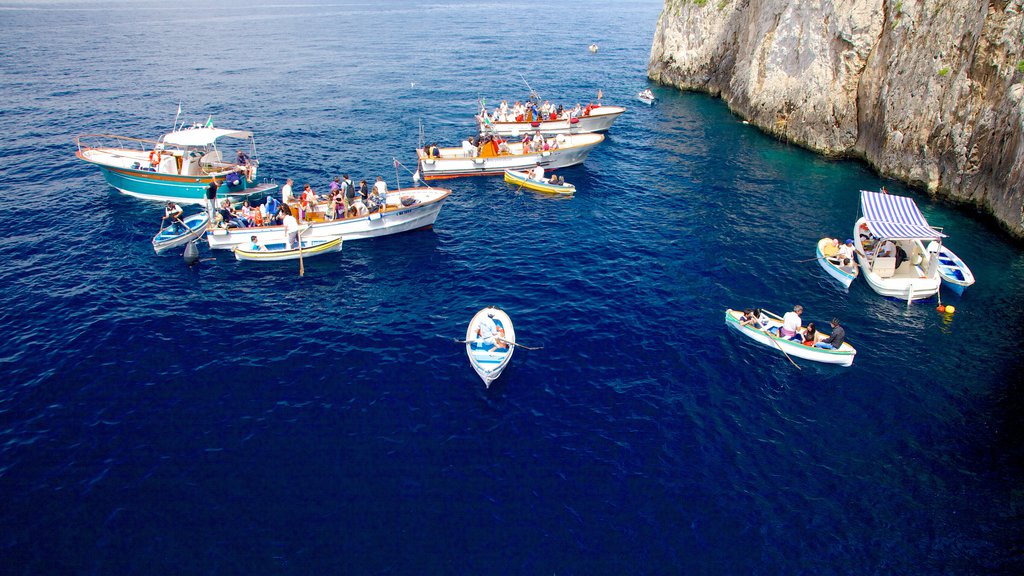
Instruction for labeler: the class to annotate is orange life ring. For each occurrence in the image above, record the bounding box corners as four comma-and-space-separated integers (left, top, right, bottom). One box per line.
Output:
149, 150, 162, 165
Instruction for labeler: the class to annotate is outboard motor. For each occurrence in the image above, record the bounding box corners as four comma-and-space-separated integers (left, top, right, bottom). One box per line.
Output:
183, 240, 199, 266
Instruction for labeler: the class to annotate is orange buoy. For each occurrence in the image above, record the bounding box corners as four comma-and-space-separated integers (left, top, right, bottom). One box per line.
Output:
936, 305, 946, 313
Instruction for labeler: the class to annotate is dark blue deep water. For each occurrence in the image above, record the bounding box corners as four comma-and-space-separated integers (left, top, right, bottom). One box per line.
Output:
2, 1, 1023, 574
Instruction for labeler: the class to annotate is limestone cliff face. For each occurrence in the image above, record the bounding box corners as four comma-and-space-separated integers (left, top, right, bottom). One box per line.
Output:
649, 0, 1024, 236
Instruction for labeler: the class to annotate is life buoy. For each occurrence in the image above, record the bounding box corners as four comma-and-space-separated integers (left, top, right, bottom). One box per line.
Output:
530, 121, 540, 128
149, 150, 162, 165
569, 117, 579, 124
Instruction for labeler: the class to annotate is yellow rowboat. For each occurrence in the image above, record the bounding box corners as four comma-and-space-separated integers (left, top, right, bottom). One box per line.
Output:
233, 236, 342, 262
503, 170, 576, 196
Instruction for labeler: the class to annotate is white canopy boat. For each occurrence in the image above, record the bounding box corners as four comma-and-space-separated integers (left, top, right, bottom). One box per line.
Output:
724, 309, 856, 367
853, 190, 945, 302
417, 133, 604, 180
466, 306, 515, 387
476, 105, 625, 136
926, 241, 975, 294
75, 124, 278, 204
206, 186, 450, 250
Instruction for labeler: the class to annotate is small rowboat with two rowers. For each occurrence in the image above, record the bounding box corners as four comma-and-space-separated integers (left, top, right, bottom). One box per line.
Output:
503, 169, 576, 196
152, 212, 210, 254
233, 236, 342, 262
466, 306, 515, 387
724, 308, 857, 367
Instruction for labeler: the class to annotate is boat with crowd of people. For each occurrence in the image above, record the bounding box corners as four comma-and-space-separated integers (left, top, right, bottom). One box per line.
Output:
206, 186, 451, 250
476, 101, 625, 136
417, 133, 603, 180
75, 122, 278, 204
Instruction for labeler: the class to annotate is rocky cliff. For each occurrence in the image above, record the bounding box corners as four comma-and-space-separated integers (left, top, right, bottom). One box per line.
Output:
649, 0, 1024, 237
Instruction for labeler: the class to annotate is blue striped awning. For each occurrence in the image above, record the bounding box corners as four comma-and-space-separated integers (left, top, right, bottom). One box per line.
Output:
860, 190, 946, 240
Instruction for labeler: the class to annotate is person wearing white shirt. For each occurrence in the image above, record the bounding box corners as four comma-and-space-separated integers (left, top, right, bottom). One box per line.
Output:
281, 178, 294, 204
780, 305, 803, 340
282, 207, 299, 249
531, 163, 544, 182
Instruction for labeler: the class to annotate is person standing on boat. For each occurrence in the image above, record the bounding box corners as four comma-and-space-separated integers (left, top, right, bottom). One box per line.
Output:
372, 176, 388, 212
205, 178, 219, 221
814, 318, 846, 350
263, 194, 279, 225
780, 305, 804, 341
281, 205, 300, 249
341, 174, 355, 216
163, 201, 184, 233
281, 178, 294, 205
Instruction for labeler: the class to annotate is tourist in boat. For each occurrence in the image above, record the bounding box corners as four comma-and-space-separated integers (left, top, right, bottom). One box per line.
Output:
300, 184, 319, 220
218, 199, 248, 229
780, 305, 804, 341
357, 179, 369, 203
802, 322, 818, 346
822, 238, 840, 258
263, 195, 279, 225
373, 176, 388, 208
248, 235, 265, 251
205, 178, 219, 221
739, 309, 757, 326
532, 162, 544, 182
235, 149, 254, 183
476, 312, 507, 351
281, 178, 294, 204
814, 318, 846, 350
837, 239, 855, 262
341, 174, 355, 215
281, 204, 299, 249
329, 176, 340, 197
162, 201, 184, 233
878, 239, 896, 258
240, 200, 258, 226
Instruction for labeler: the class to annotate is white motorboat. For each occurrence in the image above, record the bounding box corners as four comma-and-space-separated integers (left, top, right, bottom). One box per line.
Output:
852, 190, 945, 302
417, 133, 603, 180
476, 105, 625, 136
206, 186, 450, 250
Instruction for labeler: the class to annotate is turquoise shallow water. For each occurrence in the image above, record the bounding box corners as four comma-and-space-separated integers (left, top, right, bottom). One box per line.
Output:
0, 1, 1022, 573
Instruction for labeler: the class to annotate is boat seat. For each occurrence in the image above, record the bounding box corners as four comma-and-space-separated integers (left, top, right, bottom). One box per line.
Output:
873, 256, 897, 278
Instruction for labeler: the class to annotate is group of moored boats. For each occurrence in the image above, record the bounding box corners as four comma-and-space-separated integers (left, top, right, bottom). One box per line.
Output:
728, 189, 976, 368
78, 93, 632, 382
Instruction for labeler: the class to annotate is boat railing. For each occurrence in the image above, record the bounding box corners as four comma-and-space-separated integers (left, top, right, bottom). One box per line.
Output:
75, 133, 163, 154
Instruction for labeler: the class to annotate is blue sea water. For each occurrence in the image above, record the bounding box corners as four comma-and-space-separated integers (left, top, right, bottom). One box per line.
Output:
1, 0, 1023, 573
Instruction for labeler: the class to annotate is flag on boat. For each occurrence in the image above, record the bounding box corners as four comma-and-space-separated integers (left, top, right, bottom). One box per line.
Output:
205, 116, 214, 128
394, 158, 399, 168
598, 89, 603, 100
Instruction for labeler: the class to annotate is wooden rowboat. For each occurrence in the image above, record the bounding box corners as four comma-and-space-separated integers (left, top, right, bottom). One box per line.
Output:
927, 241, 975, 294
152, 212, 210, 254
503, 169, 576, 195
815, 237, 859, 289
466, 306, 515, 387
724, 308, 856, 367
233, 236, 342, 262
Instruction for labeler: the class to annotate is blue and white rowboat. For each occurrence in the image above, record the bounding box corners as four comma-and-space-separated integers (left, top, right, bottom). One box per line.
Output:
152, 212, 210, 254
466, 306, 515, 387
815, 237, 859, 289
927, 241, 975, 294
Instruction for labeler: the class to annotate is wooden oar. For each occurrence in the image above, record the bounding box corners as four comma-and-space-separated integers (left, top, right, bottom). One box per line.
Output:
174, 216, 205, 242
448, 336, 543, 351
757, 323, 801, 370
794, 256, 829, 263
297, 225, 308, 277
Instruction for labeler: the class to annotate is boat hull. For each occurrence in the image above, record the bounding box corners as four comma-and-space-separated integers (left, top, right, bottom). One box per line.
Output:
419, 134, 603, 180
478, 106, 624, 136
152, 212, 210, 253
207, 187, 450, 249
466, 307, 515, 387
815, 238, 858, 289
233, 237, 342, 261
503, 170, 575, 195
724, 309, 856, 367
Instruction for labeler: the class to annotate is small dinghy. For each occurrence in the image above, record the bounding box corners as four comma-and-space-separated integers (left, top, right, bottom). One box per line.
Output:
637, 89, 655, 105
233, 236, 342, 262
724, 308, 856, 367
466, 306, 515, 387
152, 212, 210, 254
927, 241, 975, 294
503, 169, 576, 196
589, 43, 599, 53
815, 237, 859, 289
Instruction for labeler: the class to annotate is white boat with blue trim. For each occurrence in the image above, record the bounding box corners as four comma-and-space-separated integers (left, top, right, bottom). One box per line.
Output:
927, 241, 975, 294
206, 186, 451, 250
233, 236, 342, 262
853, 190, 944, 302
815, 237, 858, 289
476, 104, 624, 136
724, 309, 856, 367
466, 306, 515, 387
75, 124, 278, 204
152, 212, 210, 254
